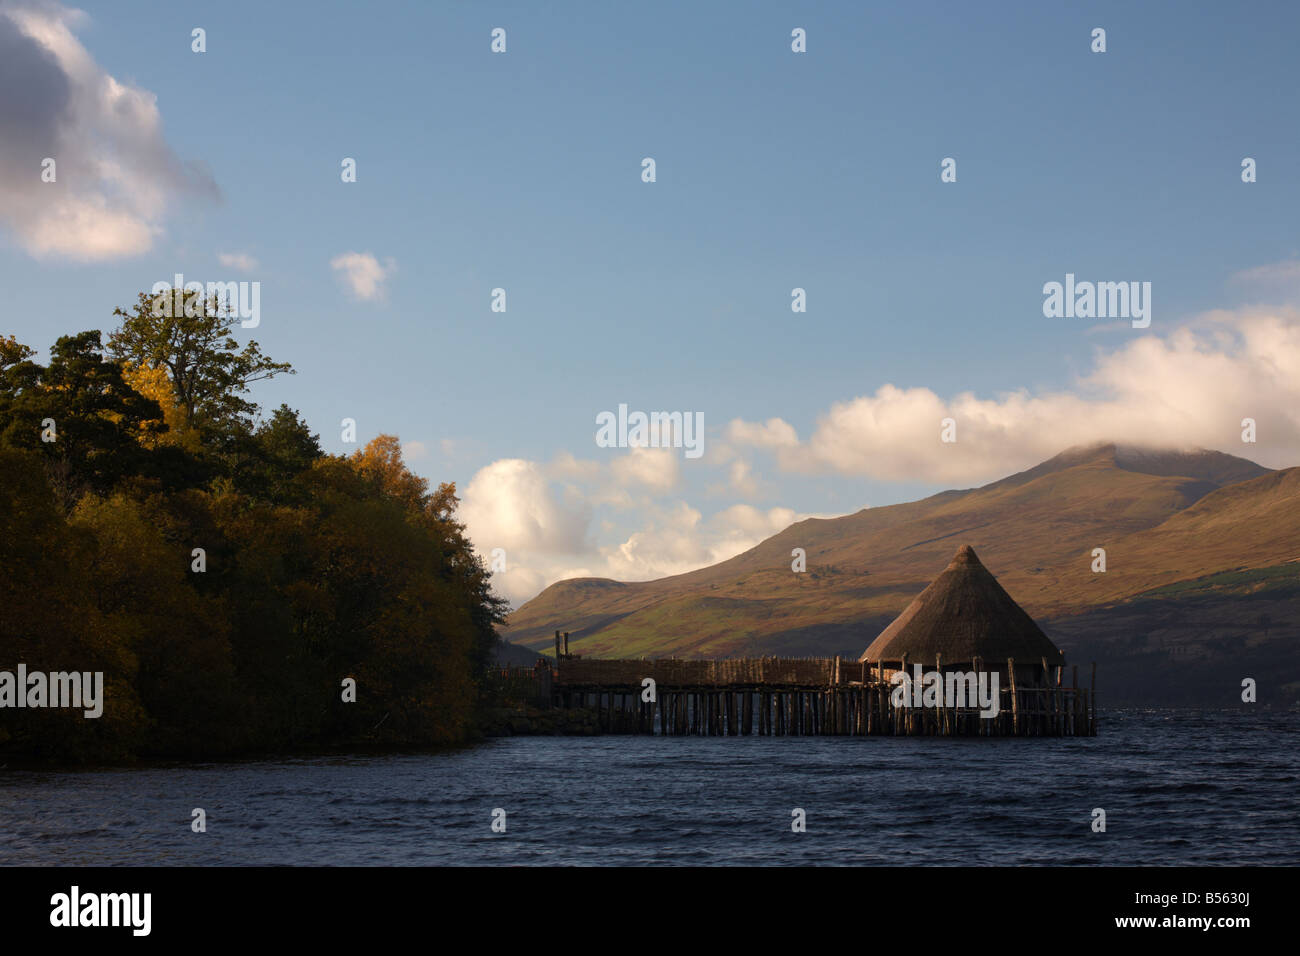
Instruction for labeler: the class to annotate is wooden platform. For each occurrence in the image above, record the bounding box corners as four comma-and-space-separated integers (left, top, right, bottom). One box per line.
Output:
494, 653, 1097, 737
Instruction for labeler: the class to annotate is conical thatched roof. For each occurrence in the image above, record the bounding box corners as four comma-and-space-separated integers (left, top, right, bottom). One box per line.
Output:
859, 545, 1063, 665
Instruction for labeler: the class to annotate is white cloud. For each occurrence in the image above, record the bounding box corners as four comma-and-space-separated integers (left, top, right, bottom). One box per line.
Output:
0, 2, 218, 260
1231, 260, 1300, 285
725, 417, 799, 448
725, 306, 1300, 483
401, 440, 429, 462
600, 502, 803, 583
723, 458, 760, 497
330, 251, 396, 301
218, 251, 258, 272
609, 445, 680, 491
460, 458, 590, 556
458, 446, 809, 605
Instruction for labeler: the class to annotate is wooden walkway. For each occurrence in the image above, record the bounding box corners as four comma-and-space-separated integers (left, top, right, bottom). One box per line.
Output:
498, 652, 1097, 737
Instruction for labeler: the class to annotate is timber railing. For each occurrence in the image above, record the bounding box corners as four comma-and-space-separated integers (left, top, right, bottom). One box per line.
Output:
482, 664, 552, 708
543, 653, 1097, 737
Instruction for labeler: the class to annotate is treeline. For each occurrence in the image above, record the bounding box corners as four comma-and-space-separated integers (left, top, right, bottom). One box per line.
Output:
0, 289, 506, 762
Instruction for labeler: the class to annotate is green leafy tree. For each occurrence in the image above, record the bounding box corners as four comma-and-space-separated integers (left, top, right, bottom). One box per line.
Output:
0, 331, 168, 509
2, 314, 509, 763
108, 289, 293, 428
243, 403, 324, 500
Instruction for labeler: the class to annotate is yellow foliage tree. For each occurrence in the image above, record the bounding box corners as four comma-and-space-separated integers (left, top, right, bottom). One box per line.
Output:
120, 364, 201, 453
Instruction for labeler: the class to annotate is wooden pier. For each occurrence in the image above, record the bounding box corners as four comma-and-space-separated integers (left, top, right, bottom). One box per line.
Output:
501, 648, 1097, 737
498, 546, 1096, 737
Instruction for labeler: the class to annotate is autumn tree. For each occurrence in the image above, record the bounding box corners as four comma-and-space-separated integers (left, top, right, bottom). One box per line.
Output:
108, 289, 293, 428
0, 331, 169, 509
2, 317, 509, 763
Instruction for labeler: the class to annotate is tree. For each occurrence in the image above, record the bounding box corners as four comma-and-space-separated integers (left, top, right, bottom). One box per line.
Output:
0, 446, 148, 759
108, 289, 293, 428
2, 317, 509, 762
0, 331, 168, 509
0, 334, 35, 375
250, 404, 323, 500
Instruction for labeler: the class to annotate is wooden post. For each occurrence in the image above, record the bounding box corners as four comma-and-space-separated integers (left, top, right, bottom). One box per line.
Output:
1090, 661, 1097, 736
555, 630, 561, 660
1071, 664, 1079, 735
876, 661, 885, 734
935, 653, 944, 735
563, 631, 570, 656
1052, 668, 1059, 736
1008, 658, 1018, 735
900, 653, 910, 735
1039, 657, 1049, 736
831, 656, 839, 736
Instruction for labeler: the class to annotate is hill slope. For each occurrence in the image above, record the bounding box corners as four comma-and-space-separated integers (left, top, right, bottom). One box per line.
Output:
506, 443, 1288, 666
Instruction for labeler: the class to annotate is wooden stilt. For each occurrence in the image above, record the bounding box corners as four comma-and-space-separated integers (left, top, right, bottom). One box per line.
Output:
1007, 658, 1018, 735
1090, 661, 1097, 735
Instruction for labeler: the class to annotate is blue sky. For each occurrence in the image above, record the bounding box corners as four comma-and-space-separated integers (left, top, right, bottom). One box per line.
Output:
3, 0, 1299, 604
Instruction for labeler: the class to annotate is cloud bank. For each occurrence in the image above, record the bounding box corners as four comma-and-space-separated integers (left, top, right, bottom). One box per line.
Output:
461, 305, 1300, 606
0, 1, 218, 260
458, 448, 808, 606
729, 307, 1300, 483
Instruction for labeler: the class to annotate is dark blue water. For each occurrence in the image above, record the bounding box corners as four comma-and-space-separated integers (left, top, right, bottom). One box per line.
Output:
1, 710, 1295, 865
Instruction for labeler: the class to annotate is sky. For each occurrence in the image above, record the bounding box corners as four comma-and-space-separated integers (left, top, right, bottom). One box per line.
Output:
2, 0, 1299, 606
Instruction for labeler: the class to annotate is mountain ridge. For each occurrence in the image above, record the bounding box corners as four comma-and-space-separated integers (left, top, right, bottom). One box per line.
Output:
502, 443, 1298, 703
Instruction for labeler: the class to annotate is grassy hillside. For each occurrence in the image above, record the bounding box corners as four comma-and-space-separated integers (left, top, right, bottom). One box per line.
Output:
1044, 560, 1300, 706
505, 443, 1293, 674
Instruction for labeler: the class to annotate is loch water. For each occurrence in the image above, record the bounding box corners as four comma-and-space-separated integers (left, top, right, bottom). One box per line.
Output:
2, 709, 1294, 865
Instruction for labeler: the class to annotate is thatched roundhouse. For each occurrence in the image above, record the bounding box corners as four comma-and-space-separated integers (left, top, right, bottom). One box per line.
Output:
860, 544, 1064, 685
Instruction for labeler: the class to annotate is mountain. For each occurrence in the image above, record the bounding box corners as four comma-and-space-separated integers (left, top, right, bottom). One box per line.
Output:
503, 443, 1299, 704
494, 638, 543, 667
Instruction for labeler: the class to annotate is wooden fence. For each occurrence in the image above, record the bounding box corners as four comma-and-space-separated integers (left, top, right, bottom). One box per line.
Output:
548, 655, 1097, 737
